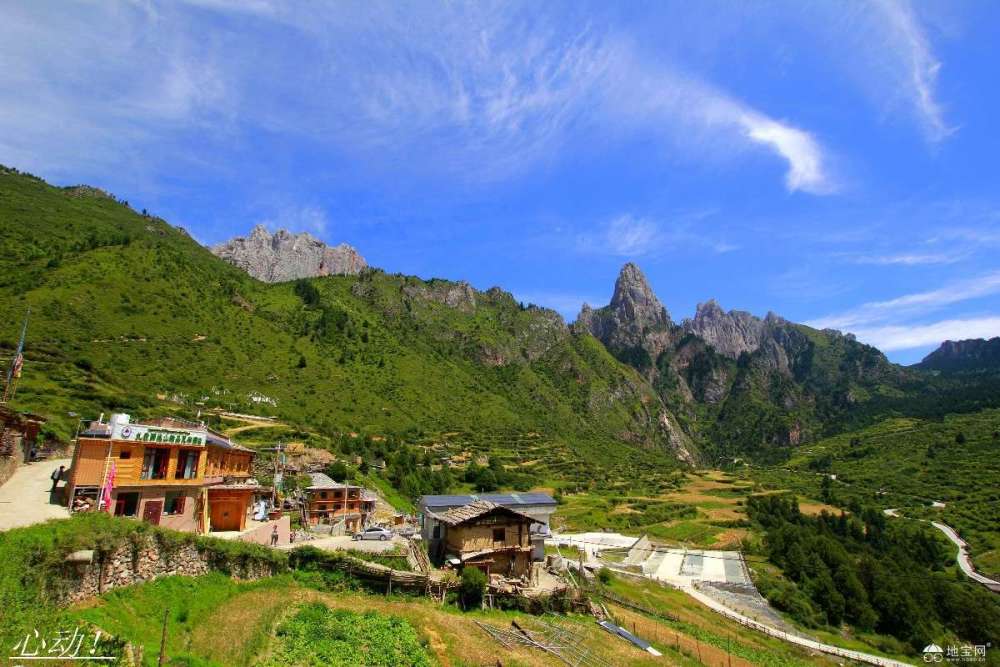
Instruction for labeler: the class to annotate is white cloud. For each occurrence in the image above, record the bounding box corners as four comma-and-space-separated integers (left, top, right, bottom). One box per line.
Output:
847, 252, 963, 266
873, 0, 953, 142
850, 317, 1000, 352
0, 2, 835, 194
740, 114, 830, 194
808, 271, 1000, 331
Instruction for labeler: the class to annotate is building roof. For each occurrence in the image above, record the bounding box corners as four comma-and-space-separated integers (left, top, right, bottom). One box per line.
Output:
434, 500, 539, 527
80, 422, 112, 437
78, 416, 253, 454
420, 492, 557, 510
306, 472, 362, 490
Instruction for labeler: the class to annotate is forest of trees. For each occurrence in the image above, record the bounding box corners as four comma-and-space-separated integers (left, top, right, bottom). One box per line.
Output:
747, 494, 1000, 652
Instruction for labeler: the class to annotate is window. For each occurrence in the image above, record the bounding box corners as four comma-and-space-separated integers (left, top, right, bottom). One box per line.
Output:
164, 491, 186, 515
493, 527, 505, 543
114, 492, 140, 517
432, 524, 441, 539
140, 448, 169, 480
320, 491, 327, 499
118, 449, 131, 459
175, 450, 200, 480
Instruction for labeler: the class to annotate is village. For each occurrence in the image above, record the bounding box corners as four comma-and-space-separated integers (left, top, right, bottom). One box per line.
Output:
0, 408, 579, 597
0, 402, 925, 666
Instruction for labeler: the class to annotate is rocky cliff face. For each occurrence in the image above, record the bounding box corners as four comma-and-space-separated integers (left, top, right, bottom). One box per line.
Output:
212, 224, 366, 282
681, 300, 767, 359
578, 262, 904, 462
576, 263, 674, 367
918, 338, 1000, 373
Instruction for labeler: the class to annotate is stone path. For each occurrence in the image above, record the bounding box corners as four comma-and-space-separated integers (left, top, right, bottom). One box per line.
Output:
0, 457, 71, 531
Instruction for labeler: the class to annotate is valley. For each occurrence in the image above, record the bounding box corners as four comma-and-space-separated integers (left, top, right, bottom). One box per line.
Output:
2, 165, 1000, 664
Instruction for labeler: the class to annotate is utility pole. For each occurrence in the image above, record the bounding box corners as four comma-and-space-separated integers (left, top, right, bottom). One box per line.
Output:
157, 608, 169, 666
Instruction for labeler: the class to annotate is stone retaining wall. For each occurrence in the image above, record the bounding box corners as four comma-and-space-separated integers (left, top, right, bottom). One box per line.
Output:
61, 534, 279, 604
0, 455, 18, 488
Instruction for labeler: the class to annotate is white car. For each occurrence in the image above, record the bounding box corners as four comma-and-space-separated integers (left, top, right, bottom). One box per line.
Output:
353, 526, 392, 541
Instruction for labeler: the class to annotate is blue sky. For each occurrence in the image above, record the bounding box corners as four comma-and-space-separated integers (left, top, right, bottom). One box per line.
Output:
2, 1, 999, 364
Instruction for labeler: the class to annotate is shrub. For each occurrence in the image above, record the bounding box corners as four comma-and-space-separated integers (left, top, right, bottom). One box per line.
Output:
597, 567, 614, 585
459, 567, 487, 609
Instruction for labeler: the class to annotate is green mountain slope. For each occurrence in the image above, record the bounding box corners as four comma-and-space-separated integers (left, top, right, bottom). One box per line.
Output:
0, 166, 689, 487
748, 407, 1000, 579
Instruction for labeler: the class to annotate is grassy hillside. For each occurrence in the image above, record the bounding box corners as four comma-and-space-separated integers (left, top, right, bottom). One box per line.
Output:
0, 165, 686, 489
746, 407, 1000, 578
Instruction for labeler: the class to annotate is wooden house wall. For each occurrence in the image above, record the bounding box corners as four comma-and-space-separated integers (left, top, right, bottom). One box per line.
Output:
445, 517, 530, 556
71, 438, 210, 487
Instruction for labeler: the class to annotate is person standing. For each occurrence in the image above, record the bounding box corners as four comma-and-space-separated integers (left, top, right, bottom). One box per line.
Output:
50, 465, 65, 492
271, 524, 279, 546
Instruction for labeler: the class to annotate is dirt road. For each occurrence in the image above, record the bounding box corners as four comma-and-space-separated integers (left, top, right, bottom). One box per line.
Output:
0, 458, 71, 530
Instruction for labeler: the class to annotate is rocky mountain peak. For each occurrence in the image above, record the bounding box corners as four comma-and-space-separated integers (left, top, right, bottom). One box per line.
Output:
609, 262, 671, 329
212, 226, 366, 283
682, 300, 768, 359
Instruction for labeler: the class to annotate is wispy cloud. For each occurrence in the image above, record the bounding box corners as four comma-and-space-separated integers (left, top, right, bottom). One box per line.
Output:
576, 212, 738, 258
807, 271, 1000, 351
849, 317, 1000, 352
873, 0, 953, 142
808, 271, 1000, 331
0, 2, 836, 194
740, 114, 829, 194
846, 251, 964, 266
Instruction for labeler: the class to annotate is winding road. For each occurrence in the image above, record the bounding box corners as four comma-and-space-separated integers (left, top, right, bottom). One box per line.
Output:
884, 509, 1000, 593
930, 521, 1000, 591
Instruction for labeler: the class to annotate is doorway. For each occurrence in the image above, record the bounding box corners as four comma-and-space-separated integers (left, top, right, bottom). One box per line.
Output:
142, 500, 163, 525
210, 501, 241, 531
114, 492, 140, 517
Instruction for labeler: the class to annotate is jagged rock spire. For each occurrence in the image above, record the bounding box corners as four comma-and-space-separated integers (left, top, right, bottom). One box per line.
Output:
609, 262, 671, 329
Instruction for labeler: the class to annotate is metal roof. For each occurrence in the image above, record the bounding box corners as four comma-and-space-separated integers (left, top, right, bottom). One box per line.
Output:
420, 492, 557, 509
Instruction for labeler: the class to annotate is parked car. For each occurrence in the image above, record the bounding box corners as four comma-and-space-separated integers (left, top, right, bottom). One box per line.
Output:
353, 526, 392, 541
397, 525, 416, 537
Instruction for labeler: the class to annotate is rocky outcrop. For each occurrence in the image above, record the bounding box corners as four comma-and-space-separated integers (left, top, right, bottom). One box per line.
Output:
212, 224, 366, 282
682, 300, 767, 359
917, 338, 1000, 373
576, 263, 673, 367
402, 280, 477, 313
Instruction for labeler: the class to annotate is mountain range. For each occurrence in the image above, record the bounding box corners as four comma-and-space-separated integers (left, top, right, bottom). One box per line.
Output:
2, 164, 999, 477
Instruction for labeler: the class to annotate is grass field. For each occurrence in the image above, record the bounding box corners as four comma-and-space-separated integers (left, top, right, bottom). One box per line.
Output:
553, 470, 756, 549
62, 568, 849, 667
